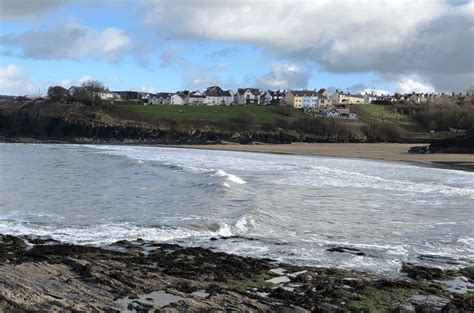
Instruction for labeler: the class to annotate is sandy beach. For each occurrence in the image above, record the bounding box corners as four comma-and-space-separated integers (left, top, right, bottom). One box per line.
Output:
177, 143, 474, 171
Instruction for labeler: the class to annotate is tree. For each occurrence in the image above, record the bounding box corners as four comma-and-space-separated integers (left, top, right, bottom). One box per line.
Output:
47, 86, 67, 100
81, 80, 107, 93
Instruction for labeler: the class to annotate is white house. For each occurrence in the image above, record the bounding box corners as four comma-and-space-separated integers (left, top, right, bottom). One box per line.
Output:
326, 109, 340, 118
234, 88, 260, 105
204, 86, 233, 105
150, 92, 172, 105
363, 92, 378, 104
170, 93, 186, 105
96, 91, 121, 101
301, 91, 319, 109
186, 91, 206, 105
331, 91, 365, 104
261, 90, 285, 105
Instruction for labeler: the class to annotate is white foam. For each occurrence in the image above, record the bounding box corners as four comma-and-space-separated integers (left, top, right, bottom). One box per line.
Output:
213, 169, 246, 184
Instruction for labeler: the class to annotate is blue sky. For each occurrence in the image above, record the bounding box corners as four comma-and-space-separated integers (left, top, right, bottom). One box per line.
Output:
1, 0, 473, 96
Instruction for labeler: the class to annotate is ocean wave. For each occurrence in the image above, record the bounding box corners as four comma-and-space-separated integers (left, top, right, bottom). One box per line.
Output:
0, 215, 256, 246
213, 169, 246, 184
274, 165, 474, 199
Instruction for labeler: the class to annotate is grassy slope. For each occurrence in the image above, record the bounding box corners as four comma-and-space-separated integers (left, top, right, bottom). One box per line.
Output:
354, 103, 426, 132
119, 105, 307, 125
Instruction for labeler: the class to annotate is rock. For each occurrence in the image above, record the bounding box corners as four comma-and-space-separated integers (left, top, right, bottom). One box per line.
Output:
402, 263, 445, 280
326, 246, 366, 256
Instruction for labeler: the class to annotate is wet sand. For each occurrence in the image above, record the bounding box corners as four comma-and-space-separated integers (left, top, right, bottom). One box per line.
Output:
176, 143, 474, 171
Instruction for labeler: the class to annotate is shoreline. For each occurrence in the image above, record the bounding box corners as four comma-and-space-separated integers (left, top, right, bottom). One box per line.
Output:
0, 234, 472, 311
2, 137, 474, 172
168, 142, 474, 172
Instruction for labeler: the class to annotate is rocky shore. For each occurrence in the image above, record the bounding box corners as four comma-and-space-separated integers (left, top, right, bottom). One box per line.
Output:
0, 234, 472, 312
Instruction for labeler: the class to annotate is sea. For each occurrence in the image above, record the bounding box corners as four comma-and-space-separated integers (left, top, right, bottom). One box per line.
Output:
1, 143, 473, 276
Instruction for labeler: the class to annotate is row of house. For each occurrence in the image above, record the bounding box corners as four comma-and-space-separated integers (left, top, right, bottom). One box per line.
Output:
68, 85, 463, 109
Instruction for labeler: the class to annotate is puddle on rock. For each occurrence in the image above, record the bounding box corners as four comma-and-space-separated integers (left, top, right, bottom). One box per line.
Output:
115, 290, 183, 311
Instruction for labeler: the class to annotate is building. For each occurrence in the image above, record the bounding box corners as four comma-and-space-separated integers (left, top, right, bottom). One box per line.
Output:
113, 91, 142, 101
285, 90, 320, 109
152, 92, 173, 105
204, 86, 233, 105
234, 88, 260, 105
261, 90, 285, 105
96, 91, 121, 101
363, 92, 378, 104
284, 90, 303, 108
170, 92, 186, 105
186, 91, 206, 105
331, 91, 365, 104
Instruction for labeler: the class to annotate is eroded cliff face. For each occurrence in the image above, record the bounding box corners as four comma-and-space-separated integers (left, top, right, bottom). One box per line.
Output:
0, 100, 366, 144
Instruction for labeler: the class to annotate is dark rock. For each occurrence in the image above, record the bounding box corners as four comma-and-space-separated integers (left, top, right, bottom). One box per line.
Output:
401, 263, 445, 280
326, 246, 366, 256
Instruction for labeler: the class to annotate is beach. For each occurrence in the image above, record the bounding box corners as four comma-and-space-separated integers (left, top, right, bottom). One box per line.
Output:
178, 143, 474, 171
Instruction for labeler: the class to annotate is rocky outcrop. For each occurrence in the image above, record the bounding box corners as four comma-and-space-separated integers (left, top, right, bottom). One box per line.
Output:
429, 135, 474, 153
0, 234, 472, 312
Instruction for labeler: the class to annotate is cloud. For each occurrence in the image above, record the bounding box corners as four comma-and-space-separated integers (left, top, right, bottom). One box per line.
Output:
139, 86, 157, 93
0, 0, 69, 20
144, 0, 474, 92
1, 24, 132, 62
396, 78, 435, 94
159, 46, 185, 67
348, 83, 390, 96
206, 47, 237, 59
0, 64, 37, 95
256, 64, 309, 90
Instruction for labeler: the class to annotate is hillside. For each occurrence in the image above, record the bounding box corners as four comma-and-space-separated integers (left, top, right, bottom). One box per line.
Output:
0, 99, 462, 144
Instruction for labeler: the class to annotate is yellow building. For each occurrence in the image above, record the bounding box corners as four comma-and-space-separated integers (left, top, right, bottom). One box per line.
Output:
294, 95, 303, 108
284, 91, 304, 108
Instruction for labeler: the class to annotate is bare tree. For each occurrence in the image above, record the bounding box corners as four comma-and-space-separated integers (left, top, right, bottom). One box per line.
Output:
81, 80, 107, 93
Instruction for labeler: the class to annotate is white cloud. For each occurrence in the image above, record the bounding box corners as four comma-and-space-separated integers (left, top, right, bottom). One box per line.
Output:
139, 86, 157, 93
144, 0, 474, 92
396, 78, 435, 94
0, 64, 37, 95
78, 75, 92, 85
256, 64, 309, 90
1, 24, 133, 62
100, 28, 132, 60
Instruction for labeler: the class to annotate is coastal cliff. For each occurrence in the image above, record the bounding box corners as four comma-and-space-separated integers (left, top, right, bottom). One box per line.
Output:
0, 99, 444, 145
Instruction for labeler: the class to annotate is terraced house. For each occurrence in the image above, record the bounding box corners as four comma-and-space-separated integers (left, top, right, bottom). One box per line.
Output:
331, 90, 365, 104
204, 86, 234, 105
284, 90, 303, 108
234, 88, 261, 105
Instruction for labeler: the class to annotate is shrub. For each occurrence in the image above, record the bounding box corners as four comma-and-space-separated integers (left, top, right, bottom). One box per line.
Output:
232, 112, 255, 125
261, 122, 277, 132
276, 106, 294, 117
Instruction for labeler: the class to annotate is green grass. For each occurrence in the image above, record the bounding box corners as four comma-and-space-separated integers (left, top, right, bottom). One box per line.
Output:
347, 287, 416, 312
119, 105, 307, 125
232, 274, 271, 292
355, 103, 426, 132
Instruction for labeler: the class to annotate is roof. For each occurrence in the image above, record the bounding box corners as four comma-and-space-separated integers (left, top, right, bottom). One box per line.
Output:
205, 86, 232, 97
335, 91, 364, 98
291, 90, 319, 97
189, 91, 206, 98
237, 88, 260, 96
156, 92, 173, 98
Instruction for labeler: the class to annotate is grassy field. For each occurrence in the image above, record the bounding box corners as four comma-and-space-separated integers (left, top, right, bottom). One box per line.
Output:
119, 104, 307, 125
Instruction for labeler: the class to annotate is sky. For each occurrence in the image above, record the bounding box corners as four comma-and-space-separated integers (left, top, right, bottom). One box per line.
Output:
0, 0, 473, 96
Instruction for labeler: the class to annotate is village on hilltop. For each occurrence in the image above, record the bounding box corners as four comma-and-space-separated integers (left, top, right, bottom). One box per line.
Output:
26, 83, 472, 121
